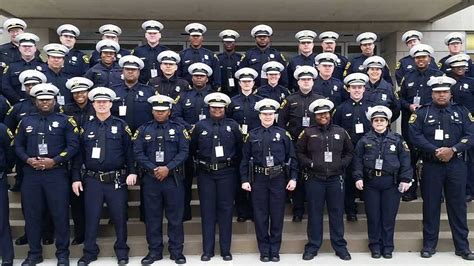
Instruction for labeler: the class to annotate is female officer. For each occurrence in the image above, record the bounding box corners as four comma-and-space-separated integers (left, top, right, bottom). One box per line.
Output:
352, 105, 412, 259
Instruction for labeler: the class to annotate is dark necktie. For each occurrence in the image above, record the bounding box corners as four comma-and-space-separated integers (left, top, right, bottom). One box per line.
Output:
98, 122, 106, 163
441, 109, 450, 146
125, 87, 136, 128
37, 117, 47, 156
262, 128, 271, 160
212, 122, 220, 163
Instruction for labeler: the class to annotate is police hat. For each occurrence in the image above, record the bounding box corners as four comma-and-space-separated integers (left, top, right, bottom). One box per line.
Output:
157, 50, 180, 64
409, 44, 434, 57
356, 32, 377, 45
96, 39, 120, 53
366, 105, 392, 121
188, 63, 213, 77
219, 29, 240, 42
15, 33, 39, 46
318, 31, 339, 43
19, 69, 47, 85
344, 73, 369, 86
99, 24, 122, 37
119, 55, 145, 70
3, 18, 26, 31
401, 30, 422, 43
427, 76, 456, 91
315, 52, 338, 66
362, 56, 386, 69
251, 24, 273, 37
445, 53, 470, 68
204, 92, 231, 108
444, 32, 464, 45
309, 99, 334, 114
262, 61, 285, 74
294, 66, 318, 80
185, 23, 207, 36
148, 95, 174, 111
66, 77, 94, 93
295, 30, 317, 42
57, 24, 80, 37
88, 87, 116, 101
30, 83, 59, 100
142, 20, 164, 33
254, 98, 280, 113
234, 67, 258, 81
43, 43, 69, 57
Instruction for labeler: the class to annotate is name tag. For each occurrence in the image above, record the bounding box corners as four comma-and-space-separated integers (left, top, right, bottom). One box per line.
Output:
435, 129, 444, 140
91, 147, 101, 159
355, 123, 364, 134
324, 151, 333, 162
155, 151, 165, 162
38, 143, 48, 155
215, 146, 224, 157
119, 105, 127, 116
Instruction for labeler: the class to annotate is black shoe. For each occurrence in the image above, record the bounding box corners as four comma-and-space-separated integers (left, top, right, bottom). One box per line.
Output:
9, 183, 21, 192
42, 237, 54, 245
222, 254, 232, 261
302, 252, 316, 260
200, 254, 213, 261
1, 261, 13, 266
455, 250, 474, 260
77, 256, 96, 266
71, 237, 84, 245
260, 255, 270, 262
171, 254, 186, 264
346, 215, 358, 222
420, 249, 436, 258
15, 234, 28, 245
21, 256, 43, 266
336, 252, 351, 260
270, 254, 280, 262
237, 216, 247, 222
292, 215, 302, 222
402, 194, 417, 202
466, 195, 473, 202
382, 252, 392, 259
117, 258, 129, 266
371, 251, 381, 258
141, 253, 163, 265
57, 258, 70, 266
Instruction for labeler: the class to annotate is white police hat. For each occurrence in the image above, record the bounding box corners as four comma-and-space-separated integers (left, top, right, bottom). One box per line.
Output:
262, 61, 285, 74
409, 44, 434, 57
219, 29, 240, 42
427, 76, 456, 91
444, 32, 464, 45
119, 55, 145, 70
3, 18, 26, 31
318, 31, 339, 43
445, 53, 470, 68
148, 95, 174, 111
254, 98, 280, 113
356, 32, 377, 45
66, 77, 94, 93
294, 66, 318, 80
15, 33, 39, 46
30, 83, 59, 100
251, 24, 273, 37
142, 20, 164, 33
99, 24, 122, 37
188, 63, 213, 77
96, 39, 120, 53
234, 67, 258, 81
401, 30, 422, 43
366, 105, 392, 121
57, 24, 80, 37
185, 23, 207, 36
309, 99, 334, 114
315, 52, 338, 66
157, 50, 180, 64
19, 70, 47, 85
88, 87, 116, 101
204, 92, 231, 108
344, 73, 369, 86
362, 56, 386, 69
295, 30, 317, 42
43, 43, 69, 57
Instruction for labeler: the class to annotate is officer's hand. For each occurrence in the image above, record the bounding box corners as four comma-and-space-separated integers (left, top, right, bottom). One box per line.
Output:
38, 157, 56, 170
126, 174, 137, 186
72, 181, 83, 196
409, 104, 419, 112
435, 147, 454, 162
26, 157, 41, 169
355, 180, 364, 190
398, 182, 411, 193
156, 166, 170, 181
286, 180, 297, 191
241, 182, 251, 192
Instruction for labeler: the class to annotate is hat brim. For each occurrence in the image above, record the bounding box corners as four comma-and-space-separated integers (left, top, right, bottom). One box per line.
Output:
100, 48, 117, 53
298, 38, 314, 43
450, 62, 469, 68
152, 106, 171, 111
259, 110, 277, 114
192, 72, 208, 76
146, 29, 160, 33
319, 62, 335, 66
189, 32, 203, 36
103, 33, 118, 37
35, 95, 55, 100
222, 38, 235, 42
19, 42, 35, 46
322, 39, 336, 43
348, 81, 366, 86
160, 59, 178, 64
413, 52, 430, 57
209, 103, 227, 108
61, 32, 77, 37
47, 53, 66, 57
360, 40, 375, 45
238, 77, 254, 81
71, 88, 89, 93
92, 96, 114, 101
23, 80, 41, 85
432, 87, 451, 91
266, 70, 281, 74
314, 109, 331, 114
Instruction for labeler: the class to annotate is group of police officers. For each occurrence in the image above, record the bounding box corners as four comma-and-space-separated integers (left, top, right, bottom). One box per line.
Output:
0, 16, 473, 266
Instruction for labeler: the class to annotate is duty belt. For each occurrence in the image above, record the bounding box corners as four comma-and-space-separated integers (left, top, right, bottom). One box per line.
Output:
366, 169, 391, 178
254, 165, 284, 177
85, 169, 127, 183
197, 160, 234, 172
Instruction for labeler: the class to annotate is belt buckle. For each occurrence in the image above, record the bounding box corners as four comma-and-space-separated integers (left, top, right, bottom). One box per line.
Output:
210, 164, 219, 171
375, 170, 382, 177
99, 172, 105, 182
264, 168, 270, 175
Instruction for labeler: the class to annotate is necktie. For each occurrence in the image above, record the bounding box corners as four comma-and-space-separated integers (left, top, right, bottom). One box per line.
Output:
441, 109, 450, 147
98, 122, 106, 163
37, 117, 47, 156
125, 88, 136, 128
212, 122, 220, 163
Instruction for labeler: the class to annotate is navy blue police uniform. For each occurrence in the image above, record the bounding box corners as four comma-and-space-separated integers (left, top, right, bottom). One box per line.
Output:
2, 59, 47, 103
345, 54, 393, 85
239, 47, 288, 88
254, 84, 291, 104
0, 123, 14, 265
147, 74, 189, 102
178, 48, 221, 90
395, 55, 439, 86
365, 79, 401, 122
218, 51, 243, 97
84, 61, 122, 88
132, 44, 169, 84
287, 53, 315, 92
63, 49, 89, 77
88, 48, 130, 69
313, 76, 347, 107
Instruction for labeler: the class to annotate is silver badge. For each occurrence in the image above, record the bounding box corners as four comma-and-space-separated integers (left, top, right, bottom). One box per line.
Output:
138, 91, 144, 96
72, 56, 77, 61
270, 54, 275, 58
175, 86, 181, 92
390, 144, 396, 151
408, 82, 414, 87
144, 135, 152, 140
275, 132, 280, 141
464, 83, 469, 89
201, 130, 208, 135
36, 66, 42, 71
226, 126, 231, 132
333, 85, 338, 91
407, 65, 413, 69
381, 94, 387, 101
334, 134, 340, 140
26, 126, 33, 133
52, 121, 59, 128
111, 126, 117, 134
169, 129, 175, 135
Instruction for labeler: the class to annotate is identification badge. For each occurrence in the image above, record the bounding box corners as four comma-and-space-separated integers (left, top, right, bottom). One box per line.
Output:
150, 69, 158, 78
375, 158, 384, 170
119, 105, 127, 116
91, 147, 101, 159
355, 123, 364, 134
302, 116, 310, 127
228, 78, 235, 87
413, 96, 421, 105
324, 151, 333, 162
57, 95, 65, 106
199, 114, 206, 120
38, 143, 48, 155
155, 151, 165, 162
241, 124, 248, 135
435, 129, 444, 140
265, 155, 274, 167
215, 146, 224, 157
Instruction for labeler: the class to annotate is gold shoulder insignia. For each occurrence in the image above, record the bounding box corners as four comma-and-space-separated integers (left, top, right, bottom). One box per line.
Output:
60, 151, 68, 157
68, 117, 78, 127
280, 99, 287, 109
437, 62, 442, 69
39, 53, 47, 63
297, 130, 305, 140
402, 141, 410, 151
83, 54, 90, 64
243, 133, 249, 143
183, 129, 190, 140
3, 65, 8, 74
132, 130, 140, 141
395, 61, 401, 70
408, 113, 417, 124
461, 138, 469, 143
468, 113, 474, 122
6, 106, 13, 115
281, 53, 286, 62
130, 49, 135, 55
15, 120, 22, 135
344, 61, 351, 70
6, 128, 13, 139
125, 125, 132, 136
285, 130, 293, 141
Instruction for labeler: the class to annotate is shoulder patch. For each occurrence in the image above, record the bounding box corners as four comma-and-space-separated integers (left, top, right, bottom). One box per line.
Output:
6, 106, 13, 115
285, 130, 292, 141
243, 133, 249, 143
68, 117, 78, 127
83, 54, 90, 64
183, 129, 190, 140
60, 151, 68, 157
469, 113, 474, 122
6, 128, 13, 139
437, 62, 442, 69
408, 114, 417, 124
395, 61, 401, 70
280, 53, 286, 62
280, 99, 287, 109
402, 141, 410, 151
3, 65, 8, 74
297, 130, 305, 140
125, 125, 132, 136
461, 138, 469, 143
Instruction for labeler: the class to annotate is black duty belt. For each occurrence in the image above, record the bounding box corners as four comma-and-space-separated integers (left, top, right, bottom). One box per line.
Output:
254, 165, 284, 176
366, 169, 392, 178
84, 169, 127, 183
197, 160, 234, 172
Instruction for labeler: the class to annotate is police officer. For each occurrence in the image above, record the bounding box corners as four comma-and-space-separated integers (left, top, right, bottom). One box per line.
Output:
0, 122, 14, 266
363, 56, 400, 122
148, 50, 189, 102
439, 32, 474, 77
190, 92, 241, 262
134, 95, 189, 265
84, 40, 123, 88
57, 24, 89, 77
217, 29, 243, 97
240, 98, 298, 262
398, 44, 444, 201
395, 30, 438, 86
240, 24, 288, 87
0, 18, 27, 63
255, 61, 291, 104
333, 73, 373, 221
88, 24, 130, 68
287, 30, 317, 91
72, 87, 136, 266
15, 83, 80, 266
132, 20, 169, 84
314, 52, 347, 106
318, 31, 349, 81
43, 43, 73, 106
345, 32, 393, 85
178, 23, 221, 90
409, 76, 474, 260
278, 66, 323, 222
296, 98, 353, 261
353, 105, 412, 259
2, 33, 47, 104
